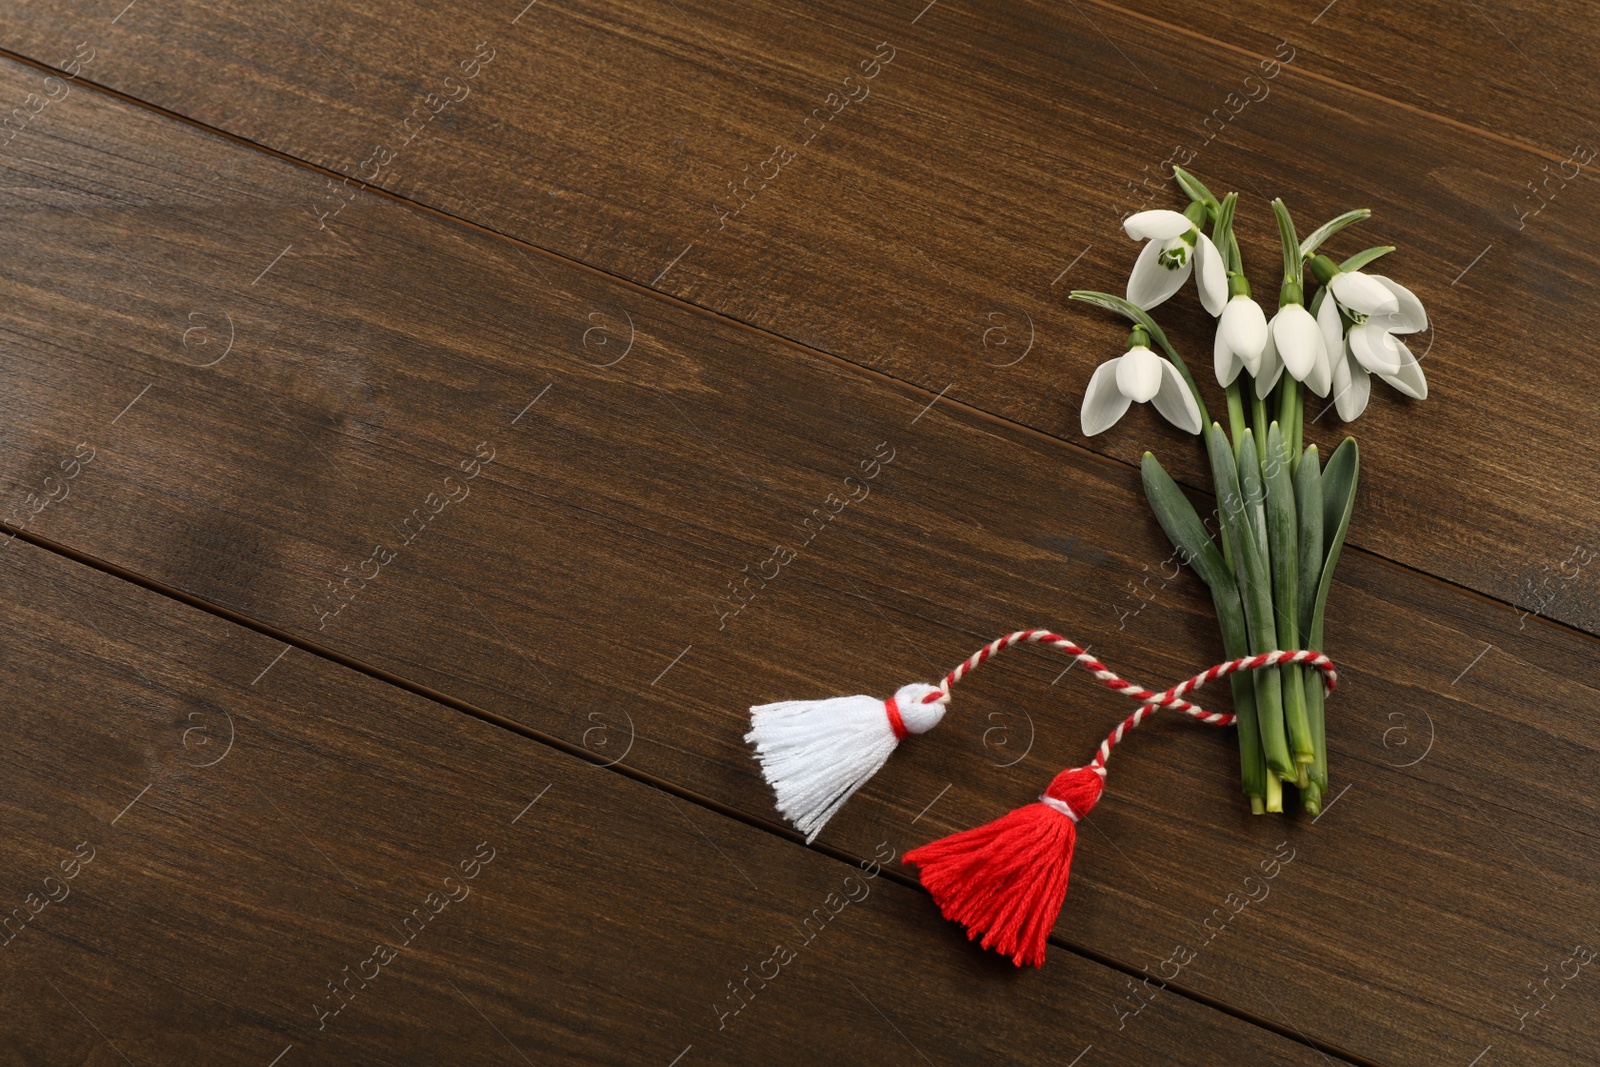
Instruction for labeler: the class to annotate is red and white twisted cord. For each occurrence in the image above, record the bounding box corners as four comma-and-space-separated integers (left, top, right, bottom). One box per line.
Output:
920, 629, 1338, 778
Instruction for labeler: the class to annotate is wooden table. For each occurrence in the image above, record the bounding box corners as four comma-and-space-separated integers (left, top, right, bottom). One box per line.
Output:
1, 1, 1595, 1063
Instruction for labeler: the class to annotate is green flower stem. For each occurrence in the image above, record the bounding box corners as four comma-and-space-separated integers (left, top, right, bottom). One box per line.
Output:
1265, 424, 1313, 778
1225, 381, 1248, 454
1203, 431, 1265, 804
1276, 375, 1304, 471
1301, 776, 1322, 814
1307, 253, 1340, 287
1304, 671, 1328, 801
1286, 401, 1299, 477
1235, 430, 1296, 780
1295, 445, 1328, 806
1276, 374, 1297, 438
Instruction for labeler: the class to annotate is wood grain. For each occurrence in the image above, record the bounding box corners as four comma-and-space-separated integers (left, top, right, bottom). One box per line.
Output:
1, 537, 1346, 1066
1, 51, 1598, 1065
1, 0, 1595, 632
1107, 0, 1600, 156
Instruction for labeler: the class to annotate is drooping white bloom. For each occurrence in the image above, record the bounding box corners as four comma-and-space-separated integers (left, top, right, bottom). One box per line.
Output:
1327, 271, 1428, 376
1082, 340, 1202, 436
1123, 209, 1227, 315
1318, 290, 1428, 422
1254, 303, 1329, 399
1213, 294, 1268, 387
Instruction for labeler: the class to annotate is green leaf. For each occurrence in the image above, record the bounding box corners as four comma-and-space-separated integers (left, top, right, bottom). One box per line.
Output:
1271, 199, 1302, 286
1142, 446, 1252, 680
1341, 245, 1394, 273
1172, 165, 1219, 212
1213, 190, 1238, 237
1299, 209, 1371, 258
1212, 192, 1240, 275
1068, 290, 1163, 335
1206, 425, 1250, 587
1140, 452, 1230, 590
1308, 437, 1360, 649
1294, 445, 1324, 641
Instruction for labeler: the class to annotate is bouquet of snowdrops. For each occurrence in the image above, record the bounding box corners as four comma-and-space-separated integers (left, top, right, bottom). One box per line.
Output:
1071, 167, 1428, 814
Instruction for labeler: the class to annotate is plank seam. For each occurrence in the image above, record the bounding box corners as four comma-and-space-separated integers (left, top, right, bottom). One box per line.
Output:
0, 49, 1594, 646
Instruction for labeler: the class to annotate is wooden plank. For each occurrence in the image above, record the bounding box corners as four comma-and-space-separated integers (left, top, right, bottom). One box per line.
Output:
1, 0, 1594, 631
1087, 0, 1600, 156
0, 52, 1598, 1065
0, 538, 1335, 1065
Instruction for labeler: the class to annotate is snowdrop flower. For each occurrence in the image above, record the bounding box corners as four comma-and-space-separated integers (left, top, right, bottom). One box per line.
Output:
1082, 327, 1202, 436
1252, 299, 1330, 399
1312, 256, 1428, 377
1317, 290, 1427, 422
1213, 284, 1269, 387
1123, 209, 1227, 315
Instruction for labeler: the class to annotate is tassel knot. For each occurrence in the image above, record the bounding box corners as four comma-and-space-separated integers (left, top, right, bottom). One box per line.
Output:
893, 686, 947, 734
1041, 765, 1105, 821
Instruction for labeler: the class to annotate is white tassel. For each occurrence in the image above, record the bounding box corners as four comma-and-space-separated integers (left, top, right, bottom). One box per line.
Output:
746, 682, 946, 842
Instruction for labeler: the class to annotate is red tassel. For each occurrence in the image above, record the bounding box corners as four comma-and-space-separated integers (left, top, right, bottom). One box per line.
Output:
904, 767, 1105, 967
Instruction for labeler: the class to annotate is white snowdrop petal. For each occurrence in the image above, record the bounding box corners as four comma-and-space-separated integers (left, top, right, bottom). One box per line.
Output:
1332, 349, 1371, 422
1255, 331, 1284, 398
1330, 271, 1400, 316
1122, 209, 1194, 241
1272, 304, 1324, 381
1214, 325, 1243, 387
1116, 345, 1164, 403
1195, 234, 1228, 316
1316, 292, 1345, 364
1377, 339, 1428, 399
1305, 335, 1333, 397
1126, 238, 1191, 311
1371, 276, 1428, 333
1221, 295, 1269, 371
1151, 358, 1203, 434
1081, 359, 1133, 436
1348, 322, 1404, 374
